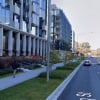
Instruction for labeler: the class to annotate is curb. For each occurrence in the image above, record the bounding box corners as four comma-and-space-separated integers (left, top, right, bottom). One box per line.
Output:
46, 62, 83, 100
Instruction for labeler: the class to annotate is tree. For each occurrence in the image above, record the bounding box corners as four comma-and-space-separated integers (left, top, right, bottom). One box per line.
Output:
50, 50, 60, 64
91, 48, 100, 56
76, 42, 91, 55
81, 42, 91, 54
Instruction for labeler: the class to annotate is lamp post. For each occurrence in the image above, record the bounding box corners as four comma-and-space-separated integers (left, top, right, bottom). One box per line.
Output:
46, 0, 51, 81
52, 7, 55, 50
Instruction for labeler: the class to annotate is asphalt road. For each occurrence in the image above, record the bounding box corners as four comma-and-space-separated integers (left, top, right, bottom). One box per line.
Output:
58, 57, 100, 100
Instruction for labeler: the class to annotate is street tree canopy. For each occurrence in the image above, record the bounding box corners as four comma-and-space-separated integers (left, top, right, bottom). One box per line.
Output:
76, 42, 91, 55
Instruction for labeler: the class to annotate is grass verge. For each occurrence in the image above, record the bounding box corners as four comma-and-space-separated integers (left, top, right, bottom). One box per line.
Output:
0, 61, 81, 100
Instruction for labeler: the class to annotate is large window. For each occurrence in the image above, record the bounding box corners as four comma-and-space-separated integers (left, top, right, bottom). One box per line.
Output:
40, 0, 46, 20
5, 9, 10, 25
0, 0, 10, 25
0, 5, 1, 22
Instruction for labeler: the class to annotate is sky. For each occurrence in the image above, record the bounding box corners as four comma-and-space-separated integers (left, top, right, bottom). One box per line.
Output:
52, 0, 100, 50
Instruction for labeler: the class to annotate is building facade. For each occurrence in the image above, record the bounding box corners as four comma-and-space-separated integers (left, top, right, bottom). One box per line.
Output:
51, 4, 72, 51
0, 0, 47, 60
72, 31, 76, 53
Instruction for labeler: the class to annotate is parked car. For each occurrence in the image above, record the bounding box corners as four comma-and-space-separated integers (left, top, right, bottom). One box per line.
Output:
83, 60, 92, 66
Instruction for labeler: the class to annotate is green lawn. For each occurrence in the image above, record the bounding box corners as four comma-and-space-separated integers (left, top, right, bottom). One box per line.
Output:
0, 61, 81, 100
0, 78, 63, 100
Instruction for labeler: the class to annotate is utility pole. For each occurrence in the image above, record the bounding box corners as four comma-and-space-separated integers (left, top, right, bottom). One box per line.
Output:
46, 0, 51, 81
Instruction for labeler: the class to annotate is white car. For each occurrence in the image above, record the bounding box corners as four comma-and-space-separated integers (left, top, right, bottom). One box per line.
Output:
83, 60, 92, 66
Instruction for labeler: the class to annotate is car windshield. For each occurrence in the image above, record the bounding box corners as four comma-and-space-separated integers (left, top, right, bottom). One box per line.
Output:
85, 60, 90, 63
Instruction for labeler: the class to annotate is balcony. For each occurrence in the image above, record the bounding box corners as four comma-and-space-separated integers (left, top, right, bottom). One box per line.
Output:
14, 21, 19, 29
31, 14, 39, 26
32, 3, 37, 13
40, 9, 45, 20
51, 22, 54, 27
51, 28, 56, 34
14, 3, 20, 15
42, 24, 46, 31
22, 21, 27, 32
31, 17, 36, 26
55, 10, 60, 16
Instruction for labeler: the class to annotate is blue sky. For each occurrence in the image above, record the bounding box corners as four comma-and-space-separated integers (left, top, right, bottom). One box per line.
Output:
52, 0, 100, 50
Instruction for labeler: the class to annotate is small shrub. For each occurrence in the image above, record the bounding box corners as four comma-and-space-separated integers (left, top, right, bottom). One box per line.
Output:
33, 64, 41, 69
0, 67, 13, 75
39, 70, 71, 80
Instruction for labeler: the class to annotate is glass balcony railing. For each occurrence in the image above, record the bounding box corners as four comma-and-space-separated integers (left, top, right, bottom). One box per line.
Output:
14, 21, 19, 29
22, 21, 27, 32
31, 27, 36, 35
14, 3, 20, 15
31, 14, 37, 25
32, 3, 37, 13
40, 9, 45, 20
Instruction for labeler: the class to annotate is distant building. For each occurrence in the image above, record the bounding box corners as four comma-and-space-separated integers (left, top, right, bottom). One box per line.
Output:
0, 0, 47, 58
50, 4, 72, 51
72, 31, 76, 53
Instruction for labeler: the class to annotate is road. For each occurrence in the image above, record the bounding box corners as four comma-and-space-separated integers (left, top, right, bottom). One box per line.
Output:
58, 57, 100, 100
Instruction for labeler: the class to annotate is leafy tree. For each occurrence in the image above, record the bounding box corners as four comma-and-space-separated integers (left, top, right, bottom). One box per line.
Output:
50, 50, 60, 64
81, 42, 91, 54
76, 42, 91, 55
64, 52, 75, 64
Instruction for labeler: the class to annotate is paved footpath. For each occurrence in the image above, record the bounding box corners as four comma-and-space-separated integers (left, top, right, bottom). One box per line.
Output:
0, 63, 64, 91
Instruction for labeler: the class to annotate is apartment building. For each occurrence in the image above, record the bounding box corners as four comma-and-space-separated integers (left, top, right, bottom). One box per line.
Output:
0, 0, 47, 60
72, 31, 76, 53
51, 4, 72, 51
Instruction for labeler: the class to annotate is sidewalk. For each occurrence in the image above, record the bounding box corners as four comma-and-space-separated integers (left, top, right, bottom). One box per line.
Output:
0, 63, 64, 91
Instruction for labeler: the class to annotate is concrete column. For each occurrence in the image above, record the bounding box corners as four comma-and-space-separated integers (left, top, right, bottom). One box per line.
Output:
10, 0, 13, 26
22, 35, 26, 56
45, 41, 47, 59
0, 27, 3, 56
33, 38, 36, 55
28, 36, 31, 56
45, 41, 47, 58
16, 33, 20, 56
40, 40, 43, 56
42, 40, 44, 58
43, 40, 45, 58
8, 30, 13, 56
20, 0, 23, 30
37, 39, 39, 55
36, 26, 39, 37
44, 41, 46, 58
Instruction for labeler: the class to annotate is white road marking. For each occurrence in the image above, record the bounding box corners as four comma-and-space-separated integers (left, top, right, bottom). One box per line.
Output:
80, 98, 96, 100
76, 92, 96, 100
76, 92, 92, 97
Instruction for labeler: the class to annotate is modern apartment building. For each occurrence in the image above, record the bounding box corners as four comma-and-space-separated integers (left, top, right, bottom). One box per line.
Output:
72, 31, 76, 53
0, 0, 47, 60
51, 4, 72, 51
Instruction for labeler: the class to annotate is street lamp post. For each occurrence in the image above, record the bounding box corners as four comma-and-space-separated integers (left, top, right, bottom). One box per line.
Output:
46, 0, 51, 81
52, 8, 55, 50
